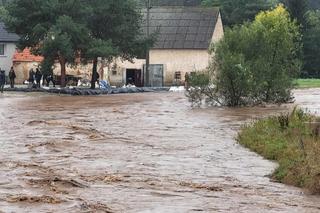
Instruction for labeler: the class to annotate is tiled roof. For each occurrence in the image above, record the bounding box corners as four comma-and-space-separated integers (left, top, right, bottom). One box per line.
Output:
0, 22, 19, 42
13, 48, 43, 62
142, 7, 219, 49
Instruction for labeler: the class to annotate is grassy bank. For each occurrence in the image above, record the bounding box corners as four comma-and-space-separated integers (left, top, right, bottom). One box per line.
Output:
294, 79, 320, 88
238, 108, 320, 194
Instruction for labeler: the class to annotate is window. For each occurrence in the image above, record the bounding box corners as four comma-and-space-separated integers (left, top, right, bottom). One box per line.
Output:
174, 71, 181, 80
0, 44, 4, 56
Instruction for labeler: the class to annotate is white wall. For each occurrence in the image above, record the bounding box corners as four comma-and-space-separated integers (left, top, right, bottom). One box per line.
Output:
149, 49, 210, 85
0, 42, 16, 74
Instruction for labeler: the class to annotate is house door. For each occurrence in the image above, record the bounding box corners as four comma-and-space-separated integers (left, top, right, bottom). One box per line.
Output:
144, 64, 164, 87
126, 69, 142, 87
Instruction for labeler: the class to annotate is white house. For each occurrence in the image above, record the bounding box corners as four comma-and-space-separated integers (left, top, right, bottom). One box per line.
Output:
0, 22, 19, 74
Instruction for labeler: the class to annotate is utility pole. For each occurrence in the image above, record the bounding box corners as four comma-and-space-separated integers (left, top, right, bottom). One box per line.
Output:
145, 0, 151, 87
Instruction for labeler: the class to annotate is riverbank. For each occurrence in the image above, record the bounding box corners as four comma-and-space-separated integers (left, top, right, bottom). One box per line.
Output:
3, 86, 170, 95
238, 107, 320, 194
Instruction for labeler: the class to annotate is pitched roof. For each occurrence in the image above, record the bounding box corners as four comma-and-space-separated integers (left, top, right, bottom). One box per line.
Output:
0, 22, 19, 42
142, 7, 220, 49
13, 48, 43, 62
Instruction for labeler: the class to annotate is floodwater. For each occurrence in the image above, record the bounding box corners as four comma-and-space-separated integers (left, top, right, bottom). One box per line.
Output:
0, 89, 320, 213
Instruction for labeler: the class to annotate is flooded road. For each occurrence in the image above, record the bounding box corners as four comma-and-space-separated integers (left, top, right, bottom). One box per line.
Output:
0, 89, 320, 213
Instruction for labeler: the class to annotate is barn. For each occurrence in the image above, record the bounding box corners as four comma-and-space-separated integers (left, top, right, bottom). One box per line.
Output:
108, 6, 223, 87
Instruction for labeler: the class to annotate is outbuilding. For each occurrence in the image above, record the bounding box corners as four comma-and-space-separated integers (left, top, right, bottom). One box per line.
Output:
107, 6, 223, 87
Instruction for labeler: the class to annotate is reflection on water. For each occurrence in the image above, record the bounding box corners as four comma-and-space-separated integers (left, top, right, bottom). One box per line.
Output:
0, 89, 320, 212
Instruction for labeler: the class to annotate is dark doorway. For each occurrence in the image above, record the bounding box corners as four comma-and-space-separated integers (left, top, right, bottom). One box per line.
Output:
126, 69, 143, 87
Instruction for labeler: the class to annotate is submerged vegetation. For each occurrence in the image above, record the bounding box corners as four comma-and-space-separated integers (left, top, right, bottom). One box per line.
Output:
238, 107, 320, 193
186, 5, 301, 107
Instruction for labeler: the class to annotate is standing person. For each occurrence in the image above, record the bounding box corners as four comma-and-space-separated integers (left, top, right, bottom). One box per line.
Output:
0, 69, 5, 93
35, 68, 42, 88
46, 74, 56, 87
185, 72, 189, 89
94, 71, 100, 88
9, 67, 16, 88
28, 68, 35, 87
42, 73, 48, 87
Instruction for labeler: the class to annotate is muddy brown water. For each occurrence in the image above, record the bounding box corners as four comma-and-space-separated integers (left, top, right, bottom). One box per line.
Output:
0, 89, 320, 213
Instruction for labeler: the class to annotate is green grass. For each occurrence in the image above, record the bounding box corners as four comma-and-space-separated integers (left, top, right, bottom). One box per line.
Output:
238, 108, 320, 194
294, 79, 320, 88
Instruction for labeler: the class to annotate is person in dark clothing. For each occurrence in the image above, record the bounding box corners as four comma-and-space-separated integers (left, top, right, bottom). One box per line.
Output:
28, 68, 35, 85
42, 73, 48, 87
94, 71, 100, 88
46, 74, 56, 87
35, 68, 42, 88
0, 69, 5, 93
9, 67, 16, 88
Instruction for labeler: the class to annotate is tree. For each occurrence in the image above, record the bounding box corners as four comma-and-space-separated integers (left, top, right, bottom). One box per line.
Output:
281, 0, 309, 27
84, 0, 150, 89
303, 11, 320, 77
187, 5, 301, 106
2, 0, 90, 87
202, 0, 275, 26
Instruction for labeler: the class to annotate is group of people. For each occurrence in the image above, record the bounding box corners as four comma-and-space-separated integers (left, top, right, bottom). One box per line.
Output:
28, 68, 56, 88
0, 67, 17, 93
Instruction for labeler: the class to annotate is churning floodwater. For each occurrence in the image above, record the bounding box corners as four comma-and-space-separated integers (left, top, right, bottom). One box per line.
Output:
0, 89, 320, 213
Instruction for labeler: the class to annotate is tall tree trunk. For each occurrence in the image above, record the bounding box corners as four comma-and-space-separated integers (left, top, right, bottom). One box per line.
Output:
91, 57, 98, 89
59, 57, 66, 88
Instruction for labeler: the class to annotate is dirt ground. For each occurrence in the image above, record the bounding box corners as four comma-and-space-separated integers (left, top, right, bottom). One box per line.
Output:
0, 90, 320, 213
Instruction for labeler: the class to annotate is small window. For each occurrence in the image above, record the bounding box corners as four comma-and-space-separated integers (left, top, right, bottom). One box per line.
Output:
0, 44, 5, 56
175, 71, 181, 80
112, 70, 117, 75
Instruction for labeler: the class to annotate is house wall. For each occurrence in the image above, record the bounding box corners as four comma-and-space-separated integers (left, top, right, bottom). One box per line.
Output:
13, 61, 96, 84
107, 58, 146, 87
149, 49, 210, 85
0, 42, 16, 74
13, 61, 39, 84
212, 13, 224, 44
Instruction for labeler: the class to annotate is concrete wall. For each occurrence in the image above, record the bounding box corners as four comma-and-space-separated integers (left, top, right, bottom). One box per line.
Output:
0, 42, 16, 74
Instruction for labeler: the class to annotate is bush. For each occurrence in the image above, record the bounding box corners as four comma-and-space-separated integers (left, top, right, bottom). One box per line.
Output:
185, 71, 215, 106
238, 107, 320, 194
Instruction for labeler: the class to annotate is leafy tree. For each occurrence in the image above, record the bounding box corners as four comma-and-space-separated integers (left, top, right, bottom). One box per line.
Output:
202, 0, 275, 26
187, 5, 301, 106
2, 0, 89, 87
84, 0, 151, 89
249, 6, 301, 102
303, 11, 320, 77
281, 0, 309, 27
